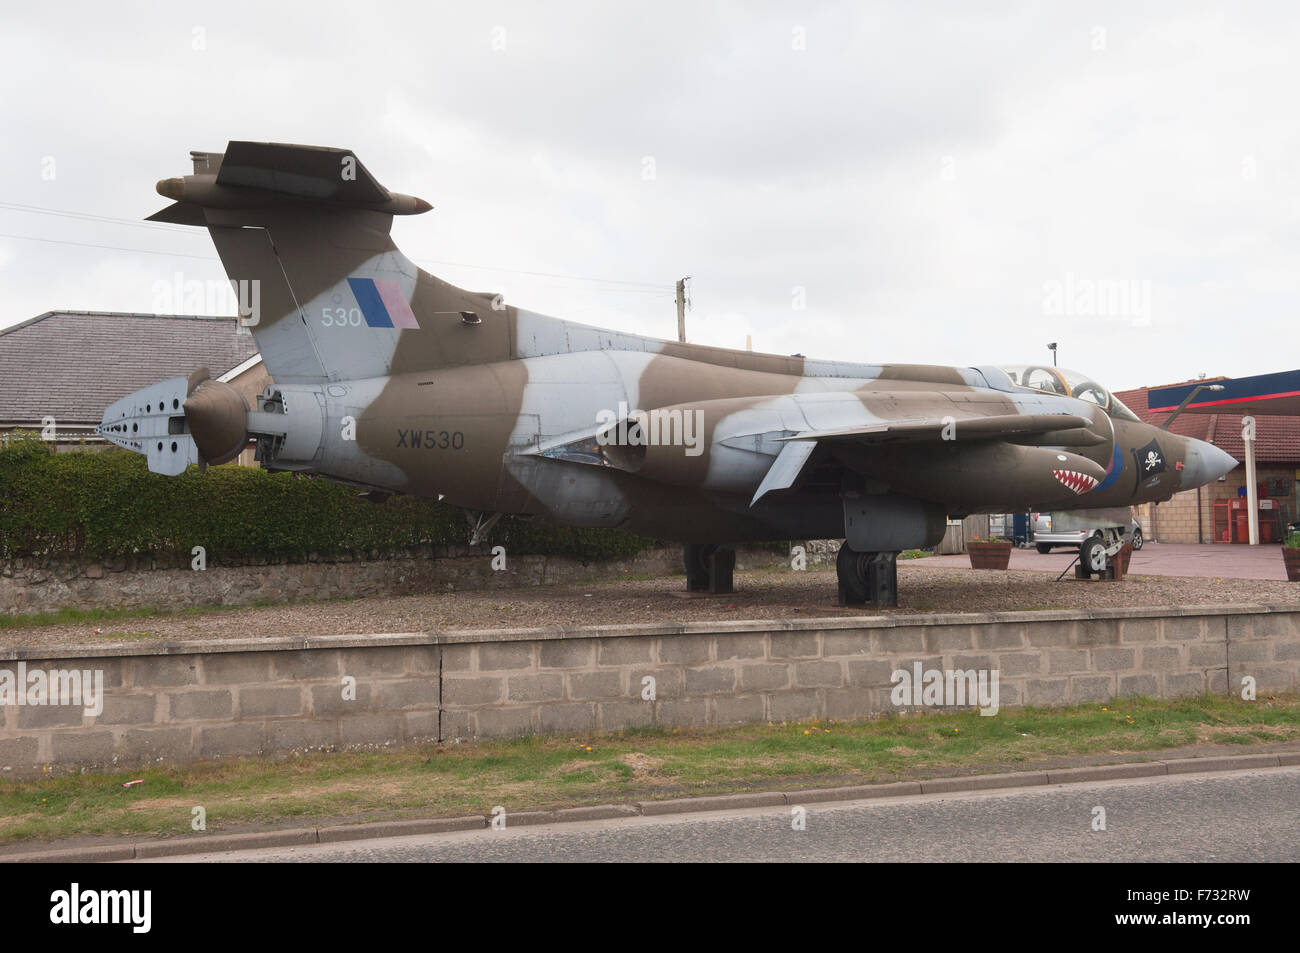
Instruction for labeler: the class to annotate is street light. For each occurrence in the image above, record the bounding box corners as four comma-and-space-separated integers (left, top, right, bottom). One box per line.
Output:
1047, 342, 1057, 367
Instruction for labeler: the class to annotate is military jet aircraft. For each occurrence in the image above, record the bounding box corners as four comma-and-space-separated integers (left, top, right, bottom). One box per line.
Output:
99, 142, 1238, 605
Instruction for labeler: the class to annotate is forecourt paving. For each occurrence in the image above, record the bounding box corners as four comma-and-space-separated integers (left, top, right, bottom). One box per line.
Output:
926, 542, 1291, 581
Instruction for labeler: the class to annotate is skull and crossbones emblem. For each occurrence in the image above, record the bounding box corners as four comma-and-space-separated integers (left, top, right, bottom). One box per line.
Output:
1143, 450, 1162, 471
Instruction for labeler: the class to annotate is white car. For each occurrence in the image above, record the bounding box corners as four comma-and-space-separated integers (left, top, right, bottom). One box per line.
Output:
1032, 513, 1144, 554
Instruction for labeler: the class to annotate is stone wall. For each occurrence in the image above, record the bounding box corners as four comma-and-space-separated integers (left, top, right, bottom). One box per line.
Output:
0, 544, 802, 615
2, 605, 1297, 778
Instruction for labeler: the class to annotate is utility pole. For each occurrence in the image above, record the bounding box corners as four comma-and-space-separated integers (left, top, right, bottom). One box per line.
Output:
676, 277, 690, 343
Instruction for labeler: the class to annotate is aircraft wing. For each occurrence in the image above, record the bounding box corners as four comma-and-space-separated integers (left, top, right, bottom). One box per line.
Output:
753, 412, 1107, 505
524, 397, 1110, 509
778, 412, 1098, 444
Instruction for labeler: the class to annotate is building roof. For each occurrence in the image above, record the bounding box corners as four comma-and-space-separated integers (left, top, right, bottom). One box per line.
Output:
1114, 379, 1300, 464
1148, 368, 1300, 417
0, 311, 259, 426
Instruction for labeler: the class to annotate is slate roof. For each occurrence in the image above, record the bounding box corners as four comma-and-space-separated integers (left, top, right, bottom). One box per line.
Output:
1114, 379, 1300, 464
0, 311, 258, 426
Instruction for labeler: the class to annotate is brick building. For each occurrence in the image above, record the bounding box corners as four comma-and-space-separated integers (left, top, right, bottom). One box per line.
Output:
1113, 381, 1300, 544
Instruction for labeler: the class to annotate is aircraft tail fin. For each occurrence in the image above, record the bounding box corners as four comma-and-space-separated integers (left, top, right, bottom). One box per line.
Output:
147, 141, 512, 385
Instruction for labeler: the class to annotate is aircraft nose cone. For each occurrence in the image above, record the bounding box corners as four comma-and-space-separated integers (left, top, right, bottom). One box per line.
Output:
1184, 440, 1238, 487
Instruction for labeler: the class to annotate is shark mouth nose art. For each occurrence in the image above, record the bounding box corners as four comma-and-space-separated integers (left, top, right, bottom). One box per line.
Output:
1052, 469, 1099, 494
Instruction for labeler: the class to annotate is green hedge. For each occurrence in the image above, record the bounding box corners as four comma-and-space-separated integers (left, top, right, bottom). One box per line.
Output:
0, 432, 654, 564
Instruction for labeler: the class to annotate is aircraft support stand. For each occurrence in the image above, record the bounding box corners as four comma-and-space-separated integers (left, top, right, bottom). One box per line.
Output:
1074, 528, 1125, 582
684, 543, 736, 594
836, 543, 899, 608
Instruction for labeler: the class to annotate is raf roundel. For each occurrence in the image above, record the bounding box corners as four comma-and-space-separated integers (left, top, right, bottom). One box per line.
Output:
347, 277, 421, 329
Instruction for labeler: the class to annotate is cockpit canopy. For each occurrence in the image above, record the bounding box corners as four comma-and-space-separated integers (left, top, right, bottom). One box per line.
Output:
996, 365, 1141, 422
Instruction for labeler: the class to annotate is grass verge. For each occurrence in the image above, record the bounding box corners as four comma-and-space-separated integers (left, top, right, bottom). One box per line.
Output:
1, 694, 1297, 846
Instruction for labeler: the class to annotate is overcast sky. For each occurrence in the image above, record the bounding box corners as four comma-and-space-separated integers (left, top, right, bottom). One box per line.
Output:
2, 1, 1296, 391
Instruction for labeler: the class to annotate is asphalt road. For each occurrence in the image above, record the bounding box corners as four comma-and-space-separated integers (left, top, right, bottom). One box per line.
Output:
156, 766, 1300, 863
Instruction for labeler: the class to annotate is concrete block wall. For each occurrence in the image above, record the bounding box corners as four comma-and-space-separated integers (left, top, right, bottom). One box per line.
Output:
1, 606, 1297, 777
0, 642, 444, 777
438, 607, 1300, 739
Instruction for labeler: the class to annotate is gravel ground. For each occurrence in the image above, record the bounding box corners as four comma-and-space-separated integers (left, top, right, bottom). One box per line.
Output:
3, 563, 1298, 649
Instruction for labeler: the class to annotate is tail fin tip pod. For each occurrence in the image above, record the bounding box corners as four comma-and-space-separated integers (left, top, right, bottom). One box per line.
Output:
146, 141, 433, 223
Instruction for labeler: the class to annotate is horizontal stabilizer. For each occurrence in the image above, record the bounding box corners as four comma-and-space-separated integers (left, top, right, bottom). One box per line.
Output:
144, 201, 207, 226
216, 140, 390, 204
147, 141, 431, 222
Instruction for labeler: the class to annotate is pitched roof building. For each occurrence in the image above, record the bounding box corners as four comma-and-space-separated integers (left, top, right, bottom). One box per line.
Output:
1114, 379, 1300, 464
0, 311, 265, 449
1114, 380, 1300, 543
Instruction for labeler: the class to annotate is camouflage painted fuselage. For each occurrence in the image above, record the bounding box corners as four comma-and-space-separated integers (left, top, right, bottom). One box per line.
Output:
100, 143, 1238, 548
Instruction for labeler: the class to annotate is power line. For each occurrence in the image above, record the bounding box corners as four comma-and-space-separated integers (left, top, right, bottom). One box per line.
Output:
406, 254, 664, 290
0, 232, 220, 262
0, 232, 675, 298
0, 200, 668, 290
0, 201, 196, 234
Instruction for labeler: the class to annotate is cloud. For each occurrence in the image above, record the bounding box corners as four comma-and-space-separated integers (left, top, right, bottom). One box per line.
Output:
2, 1, 1299, 388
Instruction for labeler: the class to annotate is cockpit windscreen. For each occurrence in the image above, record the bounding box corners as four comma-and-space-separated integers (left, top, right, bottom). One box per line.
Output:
999, 365, 1140, 422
